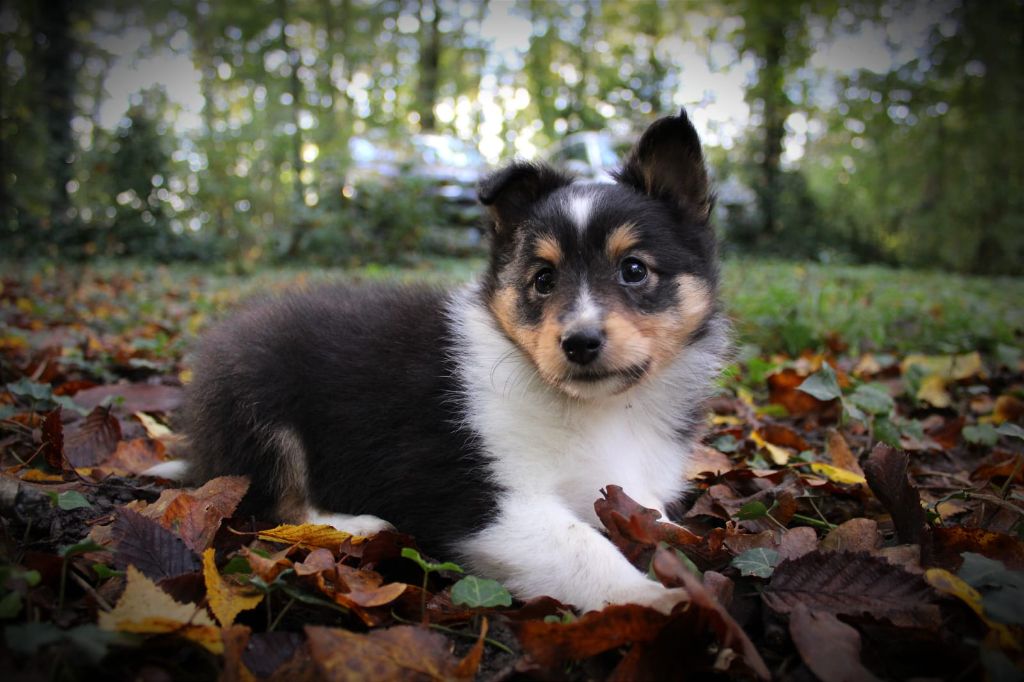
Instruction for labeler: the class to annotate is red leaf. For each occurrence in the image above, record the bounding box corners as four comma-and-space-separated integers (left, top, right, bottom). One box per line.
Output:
514, 603, 670, 668
41, 408, 64, 470
594, 485, 701, 567
64, 406, 122, 467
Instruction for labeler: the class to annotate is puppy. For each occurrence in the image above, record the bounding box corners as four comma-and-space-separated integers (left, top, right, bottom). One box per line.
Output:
180, 109, 729, 613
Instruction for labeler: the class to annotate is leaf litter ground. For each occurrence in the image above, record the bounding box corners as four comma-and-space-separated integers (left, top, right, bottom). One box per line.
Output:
1, 263, 1023, 680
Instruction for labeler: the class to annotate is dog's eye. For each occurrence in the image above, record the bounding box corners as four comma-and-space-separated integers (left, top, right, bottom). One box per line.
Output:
533, 268, 556, 295
619, 258, 648, 285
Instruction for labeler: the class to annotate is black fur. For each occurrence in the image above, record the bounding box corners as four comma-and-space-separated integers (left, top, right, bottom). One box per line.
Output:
182, 285, 500, 556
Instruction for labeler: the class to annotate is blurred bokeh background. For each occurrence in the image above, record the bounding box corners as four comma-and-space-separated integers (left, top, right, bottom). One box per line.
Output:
1, 0, 1021, 274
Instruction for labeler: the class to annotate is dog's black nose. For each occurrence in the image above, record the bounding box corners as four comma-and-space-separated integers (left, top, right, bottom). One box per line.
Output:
561, 329, 604, 365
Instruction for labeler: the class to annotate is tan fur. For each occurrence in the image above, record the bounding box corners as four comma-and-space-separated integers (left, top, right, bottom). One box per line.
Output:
605, 223, 641, 262
534, 236, 563, 265
490, 274, 712, 396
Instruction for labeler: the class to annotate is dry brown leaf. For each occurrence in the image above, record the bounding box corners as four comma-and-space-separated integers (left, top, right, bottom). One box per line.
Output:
220, 625, 256, 682
241, 546, 294, 583
97, 437, 167, 476
306, 624, 473, 681
98, 565, 221, 653
863, 444, 925, 544
64, 406, 122, 467
827, 429, 865, 478
789, 602, 881, 682
203, 548, 264, 627
763, 550, 940, 629
822, 519, 881, 553
686, 444, 734, 478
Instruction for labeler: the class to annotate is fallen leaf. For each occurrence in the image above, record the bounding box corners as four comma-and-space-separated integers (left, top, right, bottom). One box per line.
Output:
917, 375, 952, 408
862, 444, 925, 544
763, 550, 941, 629
731, 548, 780, 578
241, 547, 293, 583
652, 547, 771, 680
98, 565, 221, 653
293, 548, 336, 576
595, 486, 701, 568
72, 383, 184, 413
811, 462, 867, 485
220, 625, 256, 682
134, 411, 174, 439
259, 523, 366, 553
41, 408, 64, 470
64, 406, 122, 467
789, 602, 881, 682
514, 603, 670, 668
822, 519, 881, 553
924, 568, 1020, 651
827, 429, 865, 477
306, 624, 473, 681
97, 438, 167, 476
686, 444, 734, 478
750, 430, 792, 465
113, 508, 201, 581
759, 423, 811, 452
993, 395, 1024, 424
203, 548, 264, 627
768, 368, 833, 416
901, 352, 984, 382
929, 527, 1024, 571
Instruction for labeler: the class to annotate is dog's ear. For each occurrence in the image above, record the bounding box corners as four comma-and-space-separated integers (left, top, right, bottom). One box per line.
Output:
478, 162, 573, 234
614, 108, 712, 221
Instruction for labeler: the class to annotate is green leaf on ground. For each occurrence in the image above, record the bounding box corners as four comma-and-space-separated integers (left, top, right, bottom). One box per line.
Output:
798, 365, 841, 401
731, 548, 781, 578
450, 576, 513, 608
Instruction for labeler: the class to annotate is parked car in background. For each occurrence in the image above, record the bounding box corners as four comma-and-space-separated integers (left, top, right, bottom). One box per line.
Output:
343, 132, 486, 225
546, 131, 631, 182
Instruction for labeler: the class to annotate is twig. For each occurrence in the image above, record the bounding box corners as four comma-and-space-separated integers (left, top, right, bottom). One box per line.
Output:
806, 496, 835, 529
791, 513, 835, 531
268, 596, 295, 632
70, 568, 112, 611
999, 455, 1023, 499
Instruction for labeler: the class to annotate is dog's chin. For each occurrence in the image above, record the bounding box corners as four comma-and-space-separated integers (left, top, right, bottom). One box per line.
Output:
555, 363, 651, 400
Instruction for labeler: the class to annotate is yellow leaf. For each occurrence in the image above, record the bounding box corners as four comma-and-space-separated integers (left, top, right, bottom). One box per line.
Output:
99, 565, 222, 653
901, 352, 983, 382
203, 548, 264, 627
916, 375, 952, 408
737, 386, 755, 407
750, 430, 791, 466
258, 523, 367, 552
924, 568, 1020, 651
134, 412, 174, 439
809, 462, 867, 485
710, 415, 742, 426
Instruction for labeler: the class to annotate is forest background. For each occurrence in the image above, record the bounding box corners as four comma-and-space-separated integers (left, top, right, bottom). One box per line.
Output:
2, 0, 1021, 275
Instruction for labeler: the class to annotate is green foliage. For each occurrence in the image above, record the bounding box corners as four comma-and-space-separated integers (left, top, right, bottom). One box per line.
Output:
797, 365, 841, 402
450, 576, 513, 608
731, 548, 781, 578
400, 548, 463, 575
47, 491, 93, 511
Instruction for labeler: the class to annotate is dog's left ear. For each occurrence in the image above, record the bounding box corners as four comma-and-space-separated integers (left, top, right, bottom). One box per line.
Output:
614, 108, 712, 221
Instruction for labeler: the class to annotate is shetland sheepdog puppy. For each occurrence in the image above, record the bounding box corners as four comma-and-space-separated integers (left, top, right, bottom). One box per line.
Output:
177, 109, 729, 613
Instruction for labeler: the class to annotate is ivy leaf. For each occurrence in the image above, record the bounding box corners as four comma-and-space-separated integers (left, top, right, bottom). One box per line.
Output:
963, 424, 999, 447
450, 576, 513, 608
848, 384, 894, 416
400, 547, 463, 575
995, 423, 1024, 441
797, 365, 842, 402
735, 500, 769, 521
731, 548, 780, 578
47, 490, 92, 511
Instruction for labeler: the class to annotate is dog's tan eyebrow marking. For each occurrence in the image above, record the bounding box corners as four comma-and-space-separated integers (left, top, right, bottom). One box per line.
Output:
534, 235, 562, 265
606, 223, 641, 261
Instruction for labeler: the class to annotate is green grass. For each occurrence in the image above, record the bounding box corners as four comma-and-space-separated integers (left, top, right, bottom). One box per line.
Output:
722, 259, 1024, 355
4, 258, 1021, 357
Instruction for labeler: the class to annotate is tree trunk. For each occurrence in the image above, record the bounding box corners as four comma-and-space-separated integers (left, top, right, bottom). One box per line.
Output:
417, 0, 442, 130
276, 0, 307, 256
36, 0, 76, 240
758, 36, 785, 240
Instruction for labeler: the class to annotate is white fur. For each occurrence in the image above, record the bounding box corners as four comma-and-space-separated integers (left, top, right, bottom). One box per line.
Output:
306, 510, 394, 536
567, 191, 594, 232
446, 285, 728, 612
571, 284, 602, 325
142, 460, 190, 480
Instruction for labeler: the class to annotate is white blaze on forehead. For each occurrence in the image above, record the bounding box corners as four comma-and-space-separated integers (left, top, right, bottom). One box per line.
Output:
567, 191, 595, 233
572, 284, 602, 325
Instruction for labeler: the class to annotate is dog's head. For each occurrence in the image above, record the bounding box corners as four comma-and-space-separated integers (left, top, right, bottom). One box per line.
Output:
477, 109, 719, 400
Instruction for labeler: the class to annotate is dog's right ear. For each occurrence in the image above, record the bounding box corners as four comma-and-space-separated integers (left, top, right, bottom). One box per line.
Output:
478, 162, 573, 235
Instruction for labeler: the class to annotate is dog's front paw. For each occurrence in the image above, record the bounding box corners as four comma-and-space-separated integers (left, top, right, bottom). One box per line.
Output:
605, 580, 688, 615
